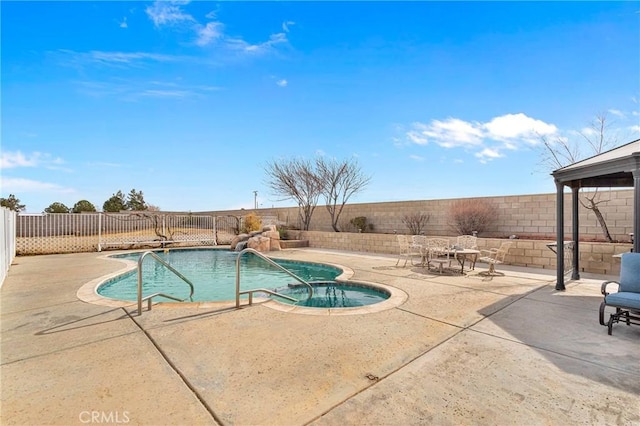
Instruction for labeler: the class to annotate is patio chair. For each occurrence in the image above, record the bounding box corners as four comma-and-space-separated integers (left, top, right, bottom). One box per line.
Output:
455, 235, 478, 250
425, 238, 452, 274
599, 252, 640, 335
410, 235, 430, 266
396, 235, 423, 267
478, 242, 513, 276
411, 234, 428, 248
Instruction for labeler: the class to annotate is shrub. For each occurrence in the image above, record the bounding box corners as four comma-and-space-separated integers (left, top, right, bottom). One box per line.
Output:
349, 216, 368, 232
241, 212, 262, 234
277, 225, 289, 240
448, 199, 498, 235
402, 212, 430, 235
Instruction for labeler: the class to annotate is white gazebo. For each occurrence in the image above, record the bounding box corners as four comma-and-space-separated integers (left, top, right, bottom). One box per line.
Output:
551, 139, 640, 290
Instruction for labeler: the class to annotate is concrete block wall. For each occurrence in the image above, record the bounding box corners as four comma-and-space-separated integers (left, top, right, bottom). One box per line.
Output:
206, 189, 635, 242
288, 231, 632, 276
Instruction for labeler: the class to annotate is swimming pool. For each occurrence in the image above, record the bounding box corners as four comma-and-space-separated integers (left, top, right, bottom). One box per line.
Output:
96, 249, 389, 308
274, 281, 390, 308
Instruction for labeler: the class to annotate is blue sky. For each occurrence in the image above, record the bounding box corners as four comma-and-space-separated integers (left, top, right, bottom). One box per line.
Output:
2, 1, 639, 213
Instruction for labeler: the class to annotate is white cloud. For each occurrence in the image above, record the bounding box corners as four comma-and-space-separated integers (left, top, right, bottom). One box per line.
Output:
476, 147, 503, 158
76, 79, 220, 100
409, 118, 484, 147
144, 1, 290, 55
475, 147, 503, 163
409, 154, 425, 161
580, 127, 597, 136
196, 21, 223, 46
140, 89, 193, 98
227, 32, 288, 54
276, 79, 287, 87
483, 113, 557, 142
0, 177, 75, 194
406, 130, 428, 145
630, 125, 640, 133
59, 50, 181, 69
406, 113, 558, 163
89, 51, 178, 65
1, 151, 64, 170
119, 17, 128, 29
1, 151, 38, 168
608, 109, 625, 118
145, 1, 195, 27
282, 21, 295, 32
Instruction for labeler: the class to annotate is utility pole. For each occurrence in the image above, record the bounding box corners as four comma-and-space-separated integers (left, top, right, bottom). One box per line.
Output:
253, 191, 258, 209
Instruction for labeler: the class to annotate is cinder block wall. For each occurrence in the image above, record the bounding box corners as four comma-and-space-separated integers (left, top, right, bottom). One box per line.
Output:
205, 189, 635, 242
288, 230, 631, 276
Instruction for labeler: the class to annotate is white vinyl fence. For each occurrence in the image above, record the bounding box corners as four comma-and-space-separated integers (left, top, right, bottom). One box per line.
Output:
16, 212, 239, 255
1, 207, 17, 288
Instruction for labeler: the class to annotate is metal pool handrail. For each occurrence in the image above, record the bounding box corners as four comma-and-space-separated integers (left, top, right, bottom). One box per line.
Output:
235, 248, 314, 308
137, 250, 195, 315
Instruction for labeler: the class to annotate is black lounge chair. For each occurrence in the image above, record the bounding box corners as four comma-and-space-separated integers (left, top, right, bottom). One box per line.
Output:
599, 252, 640, 335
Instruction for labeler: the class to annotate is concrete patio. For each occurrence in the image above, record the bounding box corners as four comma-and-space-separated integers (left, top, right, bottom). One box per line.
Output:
1, 248, 638, 425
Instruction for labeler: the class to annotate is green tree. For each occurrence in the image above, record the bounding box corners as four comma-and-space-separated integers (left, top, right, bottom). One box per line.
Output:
103, 191, 127, 212
0, 194, 26, 212
72, 200, 97, 213
126, 189, 147, 211
44, 202, 70, 213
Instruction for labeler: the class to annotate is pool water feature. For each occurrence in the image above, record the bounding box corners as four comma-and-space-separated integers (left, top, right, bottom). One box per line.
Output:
96, 249, 389, 308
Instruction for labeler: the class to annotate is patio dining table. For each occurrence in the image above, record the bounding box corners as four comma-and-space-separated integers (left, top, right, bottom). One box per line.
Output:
449, 248, 480, 274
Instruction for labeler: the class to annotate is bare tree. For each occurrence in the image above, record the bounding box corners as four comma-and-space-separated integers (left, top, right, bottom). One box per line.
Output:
539, 113, 620, 242
402, 212, 430, 235
448, 199, 497, 235
264, 158, 323, 231
316, 157, 371, 232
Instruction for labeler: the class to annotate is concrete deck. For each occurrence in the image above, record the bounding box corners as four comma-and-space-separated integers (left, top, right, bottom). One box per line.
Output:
1, 248, 639, 425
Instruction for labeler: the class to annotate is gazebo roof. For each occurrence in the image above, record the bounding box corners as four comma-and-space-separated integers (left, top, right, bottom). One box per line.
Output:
552, 139, 640, 188
551, 138, 640, 290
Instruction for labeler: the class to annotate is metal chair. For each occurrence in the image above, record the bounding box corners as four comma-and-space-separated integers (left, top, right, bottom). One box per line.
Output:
425, 238, 452, 274
396, 235, 422, 267
599, 252, 640, 335
456, 235, 478, 250
478, 242, 513, 276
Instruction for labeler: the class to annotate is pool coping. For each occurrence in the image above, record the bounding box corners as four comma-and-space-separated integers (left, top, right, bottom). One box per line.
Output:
76, 249, 408, 316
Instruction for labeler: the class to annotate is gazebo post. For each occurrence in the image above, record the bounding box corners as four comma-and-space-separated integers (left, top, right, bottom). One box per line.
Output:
551, 139, 639, 284
571, 186, 580, 280
555, 180, 565, 291
634, 170, 640, 253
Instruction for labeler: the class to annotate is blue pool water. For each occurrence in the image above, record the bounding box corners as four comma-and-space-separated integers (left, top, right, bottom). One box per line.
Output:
98, 249, 388, 307
274, 282, 390, 308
